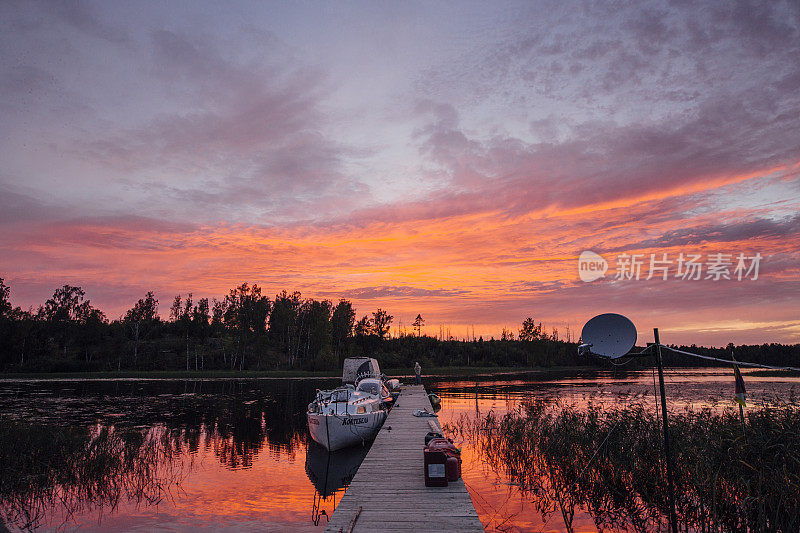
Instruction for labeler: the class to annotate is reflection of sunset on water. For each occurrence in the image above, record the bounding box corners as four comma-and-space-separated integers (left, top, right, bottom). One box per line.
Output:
0, 372, 797, 531
0, 379, 344, 532
46, 435, 324, 531
432, 370, 800, 531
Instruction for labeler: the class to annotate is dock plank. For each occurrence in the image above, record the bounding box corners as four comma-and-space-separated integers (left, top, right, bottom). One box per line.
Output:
323, 385, 484, 532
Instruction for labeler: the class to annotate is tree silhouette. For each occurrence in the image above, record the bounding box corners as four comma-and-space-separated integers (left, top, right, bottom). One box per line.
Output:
39, 285, 104, 359
0, 279, 14, 367
519, 317, 542, 341
224, 283, 270, 370
354, 315, 372, 337
412, 314, 425, 337
1, 278, 797, 374
300, 299, 334, 369
40, 285, 93, 323
0, 278, 11, 318
331, 300, 355, 361
371, 309, 393, 340
192, 298, 210, 369
123, 291, 159, 369
168, 294, 195, 370
268, 290, 301, 365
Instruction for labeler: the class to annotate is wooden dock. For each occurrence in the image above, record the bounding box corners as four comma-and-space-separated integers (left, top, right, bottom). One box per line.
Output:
324, 385, 484, 532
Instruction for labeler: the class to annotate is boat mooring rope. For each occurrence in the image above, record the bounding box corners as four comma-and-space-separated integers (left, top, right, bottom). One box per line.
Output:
660, 346, 800, 372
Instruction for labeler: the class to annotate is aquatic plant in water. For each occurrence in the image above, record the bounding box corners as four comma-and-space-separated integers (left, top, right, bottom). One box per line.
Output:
0, 420, 188, 530
445, 398, 800, 532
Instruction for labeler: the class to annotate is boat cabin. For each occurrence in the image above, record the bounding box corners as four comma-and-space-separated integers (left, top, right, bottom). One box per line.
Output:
342, 357, 381, 385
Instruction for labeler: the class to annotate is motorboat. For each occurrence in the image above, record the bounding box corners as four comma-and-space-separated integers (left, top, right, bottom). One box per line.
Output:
307, 357, 392, 451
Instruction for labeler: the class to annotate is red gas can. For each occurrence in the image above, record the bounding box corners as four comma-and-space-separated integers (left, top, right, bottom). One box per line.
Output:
424, 448, 448, 486
426, 437, 455, 451
426, 438, 462, 482
446, 453, 461, 481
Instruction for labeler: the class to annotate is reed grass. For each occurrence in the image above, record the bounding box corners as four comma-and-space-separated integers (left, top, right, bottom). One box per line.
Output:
0, 420, 187, 530
445, 399, 800, 532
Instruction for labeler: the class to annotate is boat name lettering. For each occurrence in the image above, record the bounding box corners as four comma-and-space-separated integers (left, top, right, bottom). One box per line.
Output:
342, 417, 368, 425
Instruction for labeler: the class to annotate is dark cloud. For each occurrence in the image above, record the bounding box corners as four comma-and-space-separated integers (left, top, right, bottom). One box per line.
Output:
0, 194, 201, 250
74, 29, 368, 222
0, 65, 56, 99
421, 0, 799, 128
0, 184, 66, 224
448, 275, 800, 329
615, 214, 800, 251
0, 0, 128, 42
406, 84, 800, 219
55, 1, 130, 45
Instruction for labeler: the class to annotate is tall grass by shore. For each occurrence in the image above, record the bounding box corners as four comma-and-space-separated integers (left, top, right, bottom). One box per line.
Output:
0, 420, 188, 530
446, 399, 800, 532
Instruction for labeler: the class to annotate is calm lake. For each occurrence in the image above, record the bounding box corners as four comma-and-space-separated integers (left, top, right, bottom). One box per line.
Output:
0, 369, 797, 532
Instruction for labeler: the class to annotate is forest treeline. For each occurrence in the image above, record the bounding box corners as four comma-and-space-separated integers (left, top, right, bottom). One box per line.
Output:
0, 279, 797, 373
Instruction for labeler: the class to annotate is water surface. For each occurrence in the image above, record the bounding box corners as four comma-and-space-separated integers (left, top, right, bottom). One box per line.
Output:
0, 368, 796, 531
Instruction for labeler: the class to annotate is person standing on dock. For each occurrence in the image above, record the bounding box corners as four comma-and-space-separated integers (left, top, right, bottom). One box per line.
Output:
414, 361, 422, 384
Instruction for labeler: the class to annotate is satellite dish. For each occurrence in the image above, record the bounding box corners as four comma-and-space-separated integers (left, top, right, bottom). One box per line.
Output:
580, 313, 637, 359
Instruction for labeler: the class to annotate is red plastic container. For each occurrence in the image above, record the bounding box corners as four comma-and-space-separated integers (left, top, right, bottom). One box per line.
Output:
426, 437, 456, 452
424, 448, 448, 486
426, 438, 462, 482
446, 453, 461, 481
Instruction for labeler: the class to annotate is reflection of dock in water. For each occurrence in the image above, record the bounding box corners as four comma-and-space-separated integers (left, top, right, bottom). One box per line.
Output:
324, 385, 483, 532
305, 441, 371, 526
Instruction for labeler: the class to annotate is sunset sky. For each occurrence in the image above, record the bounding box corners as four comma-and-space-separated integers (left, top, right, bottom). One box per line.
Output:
1, 1, 799, 346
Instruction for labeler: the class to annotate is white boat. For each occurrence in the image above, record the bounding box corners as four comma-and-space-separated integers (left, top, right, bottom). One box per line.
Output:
307, 357, 392, 451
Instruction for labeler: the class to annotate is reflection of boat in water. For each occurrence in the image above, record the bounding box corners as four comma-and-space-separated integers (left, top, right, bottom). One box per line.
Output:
307, 357, 393, 451
305, 441, 371, 497
305, 441, 371, 526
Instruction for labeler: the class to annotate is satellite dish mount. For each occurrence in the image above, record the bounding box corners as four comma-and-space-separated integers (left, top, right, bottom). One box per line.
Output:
578, 314, 678, 533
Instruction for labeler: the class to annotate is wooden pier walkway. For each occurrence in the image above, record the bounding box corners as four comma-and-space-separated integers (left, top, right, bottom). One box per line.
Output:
324, 385, 484, 532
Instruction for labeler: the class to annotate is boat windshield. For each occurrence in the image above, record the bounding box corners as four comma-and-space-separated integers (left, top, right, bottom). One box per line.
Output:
332, 388, 350, 402
356, 381, 380, 396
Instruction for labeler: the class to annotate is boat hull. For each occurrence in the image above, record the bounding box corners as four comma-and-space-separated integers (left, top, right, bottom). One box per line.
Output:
307, 410, 387, 451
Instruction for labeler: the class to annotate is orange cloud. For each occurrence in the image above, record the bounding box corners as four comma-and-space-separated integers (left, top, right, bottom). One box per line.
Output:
3, 164, 799, 346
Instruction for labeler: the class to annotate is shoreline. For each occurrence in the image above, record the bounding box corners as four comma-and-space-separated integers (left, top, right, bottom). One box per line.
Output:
0, 366, 603, 381
0, 365, 776, 381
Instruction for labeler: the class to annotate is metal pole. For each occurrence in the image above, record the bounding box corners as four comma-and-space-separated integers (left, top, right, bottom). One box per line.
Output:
733, 350, 746, 432
654, 328, 678, 533
739, 403, 745, 431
